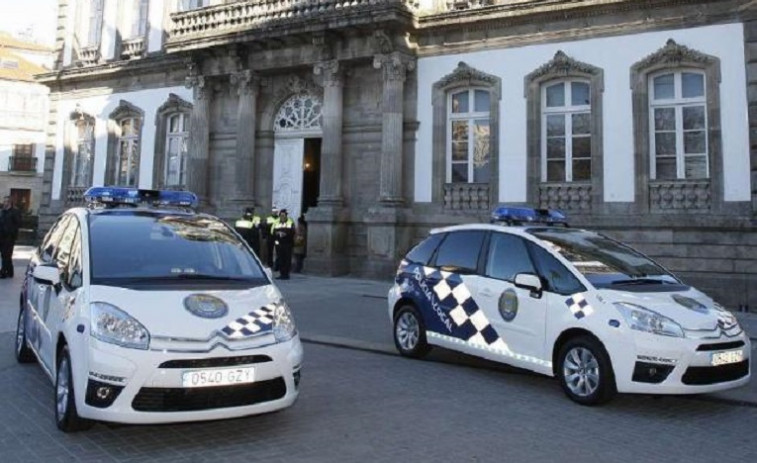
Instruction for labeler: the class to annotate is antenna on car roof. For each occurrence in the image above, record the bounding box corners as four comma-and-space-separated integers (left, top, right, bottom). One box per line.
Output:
490, 205, 568, 227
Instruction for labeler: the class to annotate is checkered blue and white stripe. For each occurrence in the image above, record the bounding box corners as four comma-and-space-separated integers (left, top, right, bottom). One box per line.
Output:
565, 293, 593, 319
424, 267, 507, 349
221, 304, 276, 339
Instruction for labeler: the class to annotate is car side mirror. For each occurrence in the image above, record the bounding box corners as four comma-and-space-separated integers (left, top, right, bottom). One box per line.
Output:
33, 263, 61, 287
514, 273, 543, 298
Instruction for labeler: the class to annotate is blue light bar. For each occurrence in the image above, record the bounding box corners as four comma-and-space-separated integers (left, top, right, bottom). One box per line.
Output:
84, 187, 198, 209
490, 205, 567, 226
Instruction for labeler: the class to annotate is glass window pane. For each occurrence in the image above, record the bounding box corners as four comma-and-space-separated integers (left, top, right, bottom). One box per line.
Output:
452, 121, 468, 141
435, 231, 486, 273
547, 138, 565, 159
684, 131, 706, 154
486, 233, 535, 281
451, 91, 469, 113
572, 159, 591, 181
473, 121, 490, 183
571, 82, 590, 106
451, 163, 468, 183
653, 74, 675, 100
682, 72, 704, 98
546, 83, 565, 107
572, 113, 591, 135
683, 106, 705, 130
572, 136, 591, 159
547, 161, 565, 181
685, 156, 707, 179
654, 133, 676, 155
405, 233, 445, 265
654, 107, 676, 131
546, 115, 565, 136
474, 90, 490, 113
655, 157, 677, 180
169, 115, 179, 132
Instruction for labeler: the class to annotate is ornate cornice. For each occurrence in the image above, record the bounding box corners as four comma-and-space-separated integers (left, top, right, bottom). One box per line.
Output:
527, 50, 601, 82
373, 52, 415, 83
632, 38, 716, 72
434, 61, 499, 94
108, 99, 144, 121
156, 93, 193, 116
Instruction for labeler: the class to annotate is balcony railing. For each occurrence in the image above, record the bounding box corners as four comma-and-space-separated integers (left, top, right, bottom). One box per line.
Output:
77, 46, 101, 66
8, 156, 37, 173
538, 182, 592, 212
443, 183, 490, 211
167, 0, 419, 46
65, 186, 88, 207
121, 37, 146, 59
649, 180, 711, 212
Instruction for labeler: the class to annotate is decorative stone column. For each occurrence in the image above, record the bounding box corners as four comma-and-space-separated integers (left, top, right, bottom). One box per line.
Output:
185, 74, 211, 205
313, 59, 344, 206
306, 59, 349, 275
374, 52, 415, 206
226, 69, 260, 215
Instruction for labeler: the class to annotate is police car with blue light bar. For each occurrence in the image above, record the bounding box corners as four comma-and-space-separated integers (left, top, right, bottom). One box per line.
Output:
388, 206, 749, 404
16, 187, 302, 431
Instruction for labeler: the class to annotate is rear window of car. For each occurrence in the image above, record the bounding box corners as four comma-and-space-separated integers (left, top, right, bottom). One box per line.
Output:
88, 211, 267, 286
405, 233, 444, 265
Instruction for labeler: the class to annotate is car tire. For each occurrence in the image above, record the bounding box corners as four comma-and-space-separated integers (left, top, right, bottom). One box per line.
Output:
15, 308, 35, 364
393, 304, 430, 358
55, 346, 93, 432
557, 335, 616, 406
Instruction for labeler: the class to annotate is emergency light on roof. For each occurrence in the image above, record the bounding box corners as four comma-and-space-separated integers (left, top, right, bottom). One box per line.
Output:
490, 205, 567, 226
84, 187, 198, 209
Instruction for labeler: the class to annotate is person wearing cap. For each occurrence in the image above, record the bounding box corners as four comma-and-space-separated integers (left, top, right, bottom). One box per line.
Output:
263, 207, 279, 268
272, 208, 295, 279
234, 206, 262, 256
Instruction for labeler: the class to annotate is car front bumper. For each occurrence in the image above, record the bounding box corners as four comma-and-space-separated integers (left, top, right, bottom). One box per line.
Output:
75, 335, 303, 424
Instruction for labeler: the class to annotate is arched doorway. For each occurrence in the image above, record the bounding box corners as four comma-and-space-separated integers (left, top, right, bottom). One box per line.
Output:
273, 93, 323, 221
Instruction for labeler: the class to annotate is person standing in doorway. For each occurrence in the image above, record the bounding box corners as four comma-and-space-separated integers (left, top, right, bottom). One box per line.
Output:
234, 206, 262, 256
293, 216, 307, 273
272, 209, 295, 279
0, 196, 21, 278
264, 207, 279, 269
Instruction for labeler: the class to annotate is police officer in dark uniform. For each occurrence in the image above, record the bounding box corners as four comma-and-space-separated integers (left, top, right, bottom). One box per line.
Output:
272, 209, 295, 279
234, 207, 262, 256
0, 196, 21, 279
263, 207, 278, 268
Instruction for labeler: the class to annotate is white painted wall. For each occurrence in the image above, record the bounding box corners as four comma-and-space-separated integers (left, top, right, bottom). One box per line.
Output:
0, 79, 49, 174
52, 86, 193, 200
415, 23, 750, 204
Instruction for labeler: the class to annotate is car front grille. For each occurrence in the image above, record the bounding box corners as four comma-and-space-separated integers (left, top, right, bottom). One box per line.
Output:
158, 355, 272, 369
132, 377, 287, 412
681, 360, 749, 385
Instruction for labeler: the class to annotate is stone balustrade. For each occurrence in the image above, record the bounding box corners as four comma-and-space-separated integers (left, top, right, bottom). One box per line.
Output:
446, 0, 493, 11
649, 180, 711, 212
168, 0, 419, 43
443, 183, 490, 211
121, 37, 146, 60
77, 46, 101, 67
66, 186, 88, 207
538, 182, 592, 212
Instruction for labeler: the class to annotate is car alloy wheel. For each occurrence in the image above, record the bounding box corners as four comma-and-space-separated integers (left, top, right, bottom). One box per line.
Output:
393, 305, 430, 358
55, 346, 92, 432
15, 308, 35, 363
557, 336, 616, 405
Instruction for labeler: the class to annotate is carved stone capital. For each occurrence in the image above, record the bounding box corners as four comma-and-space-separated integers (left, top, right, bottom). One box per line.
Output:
314, 60, 343, 88
373, 52, 415, 83
230, 69, 260, 96
185, 75, 208, 100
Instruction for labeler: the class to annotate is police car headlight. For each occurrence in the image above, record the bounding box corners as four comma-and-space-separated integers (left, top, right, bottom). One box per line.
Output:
272, 301, 297, 343
90, 302, 150, 350
614, 302, 684, 338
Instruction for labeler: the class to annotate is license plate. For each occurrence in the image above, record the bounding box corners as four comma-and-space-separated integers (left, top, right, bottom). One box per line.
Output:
181, 367, 255, 388
711, 349, 744, 367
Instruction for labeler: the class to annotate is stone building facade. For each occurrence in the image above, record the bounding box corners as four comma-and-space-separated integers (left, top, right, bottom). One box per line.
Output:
38, 0, 757, 309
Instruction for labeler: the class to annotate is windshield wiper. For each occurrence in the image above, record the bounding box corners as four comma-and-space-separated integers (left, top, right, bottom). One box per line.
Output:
110, 274, 254, 282
610, 278, 675, 285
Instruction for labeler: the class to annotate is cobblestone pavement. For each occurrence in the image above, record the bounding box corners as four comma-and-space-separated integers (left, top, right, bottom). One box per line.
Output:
2, 251, 757, 462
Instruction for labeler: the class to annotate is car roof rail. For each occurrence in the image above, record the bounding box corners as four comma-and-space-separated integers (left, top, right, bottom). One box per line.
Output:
490, 205, 568, 227
84, 186, 199, 211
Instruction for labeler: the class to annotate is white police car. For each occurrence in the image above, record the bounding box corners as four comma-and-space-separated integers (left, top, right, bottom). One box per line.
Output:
388, 207, 750, 405
15, 187, 302, 431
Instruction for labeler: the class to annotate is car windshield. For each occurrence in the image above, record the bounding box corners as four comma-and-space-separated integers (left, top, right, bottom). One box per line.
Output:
526, 228, 681, 289
88, 211, 267, 286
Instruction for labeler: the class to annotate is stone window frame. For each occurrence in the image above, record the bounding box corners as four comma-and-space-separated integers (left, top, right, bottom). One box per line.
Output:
630, 39, 722, 213
105, 100, 145, 186
152, 93, 192, 189
525, 51, 604, 212
446, 87, 492, 184
432, 62, 501, 208
62, 108, 96, 191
